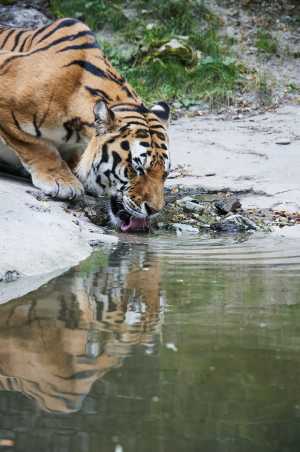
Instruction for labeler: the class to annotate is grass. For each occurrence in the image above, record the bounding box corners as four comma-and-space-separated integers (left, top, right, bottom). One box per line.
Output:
50, 0, 248, 107
256, 30, 278, 55
50, 0, 127, 30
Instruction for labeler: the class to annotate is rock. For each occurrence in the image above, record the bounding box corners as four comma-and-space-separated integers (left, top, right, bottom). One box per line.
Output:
188, 102, 209, 112
211, 214, 257, 233
153, 38, 200, 67
176, 197, 205, 213
0, 4, 49, 27
0, 270, 21, 283
89, 239, 107, 247
172, 223, 199, 235
215, 197, 242, 215
275, 139, 291, 145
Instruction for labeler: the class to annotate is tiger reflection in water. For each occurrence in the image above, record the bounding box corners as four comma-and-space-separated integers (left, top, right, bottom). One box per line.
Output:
0, 243, 164, 413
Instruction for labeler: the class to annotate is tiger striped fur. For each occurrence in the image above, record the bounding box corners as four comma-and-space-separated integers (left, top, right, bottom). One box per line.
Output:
0, 18, 170, 231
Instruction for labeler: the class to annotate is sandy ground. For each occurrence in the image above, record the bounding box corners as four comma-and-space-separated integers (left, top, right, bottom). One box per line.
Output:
169, 104, 300, 211
0, 103, 299, 302
0, 176, 117, 304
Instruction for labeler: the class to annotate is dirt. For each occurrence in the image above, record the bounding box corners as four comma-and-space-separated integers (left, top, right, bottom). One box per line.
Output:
81, 188, 300, 236
77, 102, 300, 235
214, 0, 300, 109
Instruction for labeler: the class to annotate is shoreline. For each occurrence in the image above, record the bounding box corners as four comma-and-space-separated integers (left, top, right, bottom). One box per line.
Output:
1, 103, 299, 303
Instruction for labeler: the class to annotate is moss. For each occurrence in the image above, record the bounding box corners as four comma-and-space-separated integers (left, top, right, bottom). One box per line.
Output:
0, 0, 15, 4
50, 0, 248, 107
256, 30, 278, 54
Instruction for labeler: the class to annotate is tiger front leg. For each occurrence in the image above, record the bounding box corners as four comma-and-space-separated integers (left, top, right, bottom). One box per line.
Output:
13, 141, 84, 200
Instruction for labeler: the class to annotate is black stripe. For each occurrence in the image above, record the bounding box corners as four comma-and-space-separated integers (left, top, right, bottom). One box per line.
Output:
37, 18, 80, 44
85, 85, 112, 102
150, 124, 166, 130
122, 121, 149, 128
11, 29, 26, 52
101, 144, 109, 163
64, 59, 107, 77
64, 59, 122, 85
107, 68, 124, 83
96, 175, 106, 189
1, 29, 15, 48
112, 151, 122, 174
150, 130, 165, 140
135, 129, 150, 138
28, 23, 50, 47
63, 121, 73, 142
58, 369, 98, 380
19, 34, 31, 52
116, 105, 148, 114
158, 143, 168, 150
120, 115, 147, 122
56, 41, 98, 53
148, 117, 164, 123
11, 111, 21, 131
121, 85, 135, 98
121, 140, 130, 151
112, 102, 142, 109
0, 30, 95, 71
48, 29, 94, 49
111, 103, 148, 114
33, 114, 41, 137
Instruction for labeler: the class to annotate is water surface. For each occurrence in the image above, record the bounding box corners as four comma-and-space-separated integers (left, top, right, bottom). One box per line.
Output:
0, 227, 300, 452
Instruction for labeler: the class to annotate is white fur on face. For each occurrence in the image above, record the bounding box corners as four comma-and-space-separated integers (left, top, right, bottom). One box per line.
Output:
131, 140, 149, 173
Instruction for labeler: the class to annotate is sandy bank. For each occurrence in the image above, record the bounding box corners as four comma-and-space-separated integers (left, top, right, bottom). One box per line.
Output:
0, 176, 117, 304
1, 103, 299, 303
169, 104, 300, 212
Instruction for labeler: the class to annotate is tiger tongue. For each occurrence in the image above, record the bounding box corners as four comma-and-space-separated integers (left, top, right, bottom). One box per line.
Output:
120, 217, 149, 232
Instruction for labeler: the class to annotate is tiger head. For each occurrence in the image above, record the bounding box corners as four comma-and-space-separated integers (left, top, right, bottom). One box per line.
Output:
77, 100, 170, 232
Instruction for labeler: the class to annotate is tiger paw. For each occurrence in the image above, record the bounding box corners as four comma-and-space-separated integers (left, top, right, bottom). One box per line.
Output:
31, 171, 84, 200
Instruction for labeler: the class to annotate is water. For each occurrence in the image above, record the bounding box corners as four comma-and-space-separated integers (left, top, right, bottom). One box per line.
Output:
0, 227, 300, 452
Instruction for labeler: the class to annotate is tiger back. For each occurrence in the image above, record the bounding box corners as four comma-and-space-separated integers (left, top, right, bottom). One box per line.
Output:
0, 18, 171, 232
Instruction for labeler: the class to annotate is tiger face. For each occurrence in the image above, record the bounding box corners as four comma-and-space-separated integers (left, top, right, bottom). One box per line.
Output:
77, 100, 170, 232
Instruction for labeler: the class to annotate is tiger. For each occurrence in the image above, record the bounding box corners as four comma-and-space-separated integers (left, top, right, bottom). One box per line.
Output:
0, 243, 163, 413
0, 18, 170, 232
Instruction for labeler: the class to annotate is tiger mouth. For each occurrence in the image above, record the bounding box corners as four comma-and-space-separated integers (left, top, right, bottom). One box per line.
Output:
110, 197, 149, 233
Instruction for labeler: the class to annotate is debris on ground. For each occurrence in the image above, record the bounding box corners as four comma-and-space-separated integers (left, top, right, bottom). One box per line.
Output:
77, 189, 300, 236
0, 270, 21, 283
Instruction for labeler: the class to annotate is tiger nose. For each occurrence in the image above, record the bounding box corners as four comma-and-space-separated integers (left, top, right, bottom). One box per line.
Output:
144, 203, 159, 216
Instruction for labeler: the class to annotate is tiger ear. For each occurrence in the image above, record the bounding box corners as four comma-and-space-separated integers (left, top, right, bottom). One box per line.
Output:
94, 100, 115, 135
151, 101, 170, 126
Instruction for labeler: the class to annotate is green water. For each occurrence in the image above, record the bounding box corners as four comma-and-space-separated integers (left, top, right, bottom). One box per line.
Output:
0, 227, 300, 452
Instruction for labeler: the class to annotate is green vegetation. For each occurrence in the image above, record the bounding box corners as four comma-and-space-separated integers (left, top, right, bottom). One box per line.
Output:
255, 30, 278, 54
50, 0, 248, 107
287, 82, 300, 93
79, 250, 108, 274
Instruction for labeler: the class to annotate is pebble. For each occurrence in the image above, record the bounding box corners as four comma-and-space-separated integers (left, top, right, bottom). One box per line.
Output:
176, 196, 205, 213
276, 139, 291, 145
166, 343, 178, 352
211, 214, 257, 232
0, 270, 21, 283
172, 223, 199, 235
215, 197, 242, 215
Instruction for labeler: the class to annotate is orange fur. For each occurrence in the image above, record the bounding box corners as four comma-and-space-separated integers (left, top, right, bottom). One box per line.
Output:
0, 18, 170, 223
